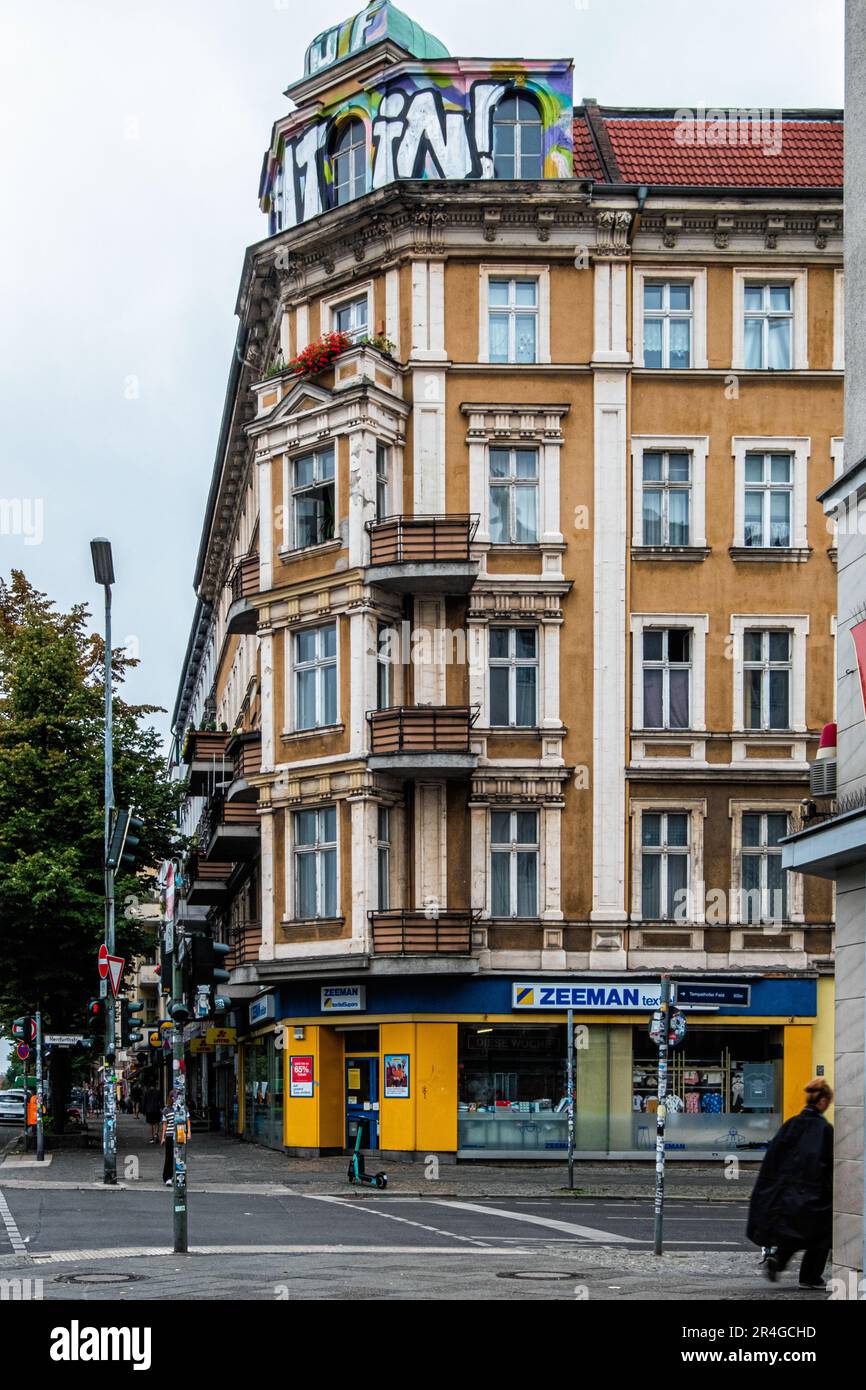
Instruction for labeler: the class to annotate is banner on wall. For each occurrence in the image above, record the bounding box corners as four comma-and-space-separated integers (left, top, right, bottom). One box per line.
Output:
290, 1056, 314, 1098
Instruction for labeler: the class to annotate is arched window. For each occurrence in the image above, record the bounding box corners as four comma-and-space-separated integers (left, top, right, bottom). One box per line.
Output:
331, 118, 367, 207
493, 92, 543, 179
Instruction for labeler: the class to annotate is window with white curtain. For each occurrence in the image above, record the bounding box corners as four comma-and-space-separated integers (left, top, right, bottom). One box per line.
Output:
332, 294, 369, 343
743, 452, 792, 547
743, 282, 793, 369
376, 806, 391, 912
375, 443, 390, 520
489, 627, 538, 727
740, 812, 789, 923
490, 810, 539, 918
294, 623, 337, 730
488, 278, 538, 363
642, 628, 691, 730
330, 119, 367, 207
640, 811, 689, 920
294, 806, 337, 920
642, 281, 693, 368
376, 622, 395, 711
489, 446, 539, 543
642, 450, 691, 545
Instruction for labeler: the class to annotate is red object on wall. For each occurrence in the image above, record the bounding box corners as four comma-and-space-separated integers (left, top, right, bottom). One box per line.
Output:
852, 620, 866, 718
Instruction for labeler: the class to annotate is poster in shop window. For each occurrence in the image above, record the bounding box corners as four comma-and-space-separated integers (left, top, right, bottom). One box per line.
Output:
384, 1054, 409, 1099
290, 1056, 314, 1098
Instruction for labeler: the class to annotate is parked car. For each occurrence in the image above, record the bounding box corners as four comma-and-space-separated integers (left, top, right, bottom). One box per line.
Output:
0, 1089, 26, 1123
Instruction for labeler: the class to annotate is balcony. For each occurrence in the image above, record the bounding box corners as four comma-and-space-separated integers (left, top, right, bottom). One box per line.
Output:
226, 553, 259, 635
365, 515, 479, 594
199, 793, 260, 862
225, 922, 263, 971
182, 730, 232, 797
224, 730, 262, 803
184, 854, 234, 907
367, 706, 478, 778
369, 911, 478, 956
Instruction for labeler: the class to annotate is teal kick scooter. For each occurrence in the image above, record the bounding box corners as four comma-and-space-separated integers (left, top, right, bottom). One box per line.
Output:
347, 1117, 388, 1188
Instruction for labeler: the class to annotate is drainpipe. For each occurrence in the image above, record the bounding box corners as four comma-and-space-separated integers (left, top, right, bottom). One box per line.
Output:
628, 185, 649, 245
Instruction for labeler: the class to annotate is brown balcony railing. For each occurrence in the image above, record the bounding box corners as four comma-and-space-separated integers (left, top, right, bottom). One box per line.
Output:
369, 910, 478, 955
368, 706, 477, 755
225, 921, 263, 970
367, 515, 478, 566
227, 730, 262, 782
182, 729, 231, 767
230, 553, 259, 604
186, 854, 233, 885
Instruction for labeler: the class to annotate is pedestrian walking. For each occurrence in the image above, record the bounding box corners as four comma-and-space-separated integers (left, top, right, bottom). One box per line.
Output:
130, 1083, 142, 1118
747, 1077, 834, 1290
143, 1084, 162, 1143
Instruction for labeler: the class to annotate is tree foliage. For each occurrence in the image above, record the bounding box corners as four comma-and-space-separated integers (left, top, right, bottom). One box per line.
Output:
0, 570, 184, 1035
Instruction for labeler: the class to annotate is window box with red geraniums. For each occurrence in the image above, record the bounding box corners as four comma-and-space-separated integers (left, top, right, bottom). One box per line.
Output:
273, 331, 352, 380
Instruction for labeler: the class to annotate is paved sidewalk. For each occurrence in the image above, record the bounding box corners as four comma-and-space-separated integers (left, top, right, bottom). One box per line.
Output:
1, 1116, 756, 1201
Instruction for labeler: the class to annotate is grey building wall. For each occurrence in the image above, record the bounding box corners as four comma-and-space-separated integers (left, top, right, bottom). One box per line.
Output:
834, 0, 866, 1284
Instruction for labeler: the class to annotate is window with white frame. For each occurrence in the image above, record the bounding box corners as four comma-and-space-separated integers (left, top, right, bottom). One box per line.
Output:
743, 629, 791, 730
294, 622, 337, 730
490, 810, 539, 918
489, 446, 538, 543
330, 119, 367, 208
332, 294, 369, 343
492, 91, 544, 179
489, 627, 538, 727
743, 281, 793, 369
292, 447, 335, 549
375, 442, 390, 520
642, 282, 693, 368
294, 806, 337, 920
488, 278, 538, 363
641, 450, 691, 545
376, 806, 391, 911
739, 811, 790, 923
642, 628, 691, 730
640, 811, 689, 921
376, 622, 395, 711
743, 452, 793, 548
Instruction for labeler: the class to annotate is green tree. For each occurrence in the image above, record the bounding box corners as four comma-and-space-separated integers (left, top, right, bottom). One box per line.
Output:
0, 570, 184, 1124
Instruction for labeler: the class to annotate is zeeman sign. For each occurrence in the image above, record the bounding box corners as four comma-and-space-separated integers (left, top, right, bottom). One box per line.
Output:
512, 982, 663, 1011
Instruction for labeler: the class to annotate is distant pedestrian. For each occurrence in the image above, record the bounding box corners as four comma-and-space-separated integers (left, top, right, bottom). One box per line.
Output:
130, 1084, 142, 1118
747, 1077, 834, 1290
143, 1085, 162, 1143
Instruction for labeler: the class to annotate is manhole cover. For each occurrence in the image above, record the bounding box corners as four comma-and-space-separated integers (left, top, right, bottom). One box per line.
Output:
497, 1271, 577, 1282
56, 1272, 144, 1286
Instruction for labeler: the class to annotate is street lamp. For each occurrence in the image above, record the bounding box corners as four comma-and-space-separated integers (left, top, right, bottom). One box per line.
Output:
91, 537, 117, 1185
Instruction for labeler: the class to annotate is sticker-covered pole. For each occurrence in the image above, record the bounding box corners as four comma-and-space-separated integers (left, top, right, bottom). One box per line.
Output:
653, 974, 671, 1255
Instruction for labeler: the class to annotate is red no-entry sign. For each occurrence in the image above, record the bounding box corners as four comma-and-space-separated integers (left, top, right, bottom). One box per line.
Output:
98, 943, 109, 979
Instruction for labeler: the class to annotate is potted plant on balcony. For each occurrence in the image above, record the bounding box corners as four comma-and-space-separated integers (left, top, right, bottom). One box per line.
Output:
283, 330, 352, 380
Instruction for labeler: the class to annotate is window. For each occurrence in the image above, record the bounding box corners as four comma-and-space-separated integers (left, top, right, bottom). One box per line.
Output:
490, 810, 538, 918
376, 806, 391, 911
376, 622, 395, 711
743, 629, 791, 730
375, 443, 390, 521
743, 282, 793, 369
489, 627, 538, 727
640, 812, 689, 921
740, 812, 789, 923
489, 446, 538, 543
642, 282, 692, 368
492, 92, 543, 179
292, 447, 335, 549
294, 807, 337, 920
488, 278, 538, 363
332, 294, 369, 343
294, 622, 337, 730
642, 629, 691, 730
330, 118, 366, 207
743, 452, 792, 548
642, 451, 691, 546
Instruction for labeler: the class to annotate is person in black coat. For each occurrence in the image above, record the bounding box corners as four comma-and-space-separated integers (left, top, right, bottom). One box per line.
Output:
747, 1076, 834, 1289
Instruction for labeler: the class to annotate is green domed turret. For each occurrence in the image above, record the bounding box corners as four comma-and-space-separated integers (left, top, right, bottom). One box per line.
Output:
305, 2, 450, 79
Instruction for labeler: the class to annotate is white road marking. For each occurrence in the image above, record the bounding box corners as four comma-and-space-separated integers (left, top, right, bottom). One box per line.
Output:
430, 1200, 637, 1244
0, 1188, 28, 1255
303, 1193, 492, 1247
30, 1244, 530, 1264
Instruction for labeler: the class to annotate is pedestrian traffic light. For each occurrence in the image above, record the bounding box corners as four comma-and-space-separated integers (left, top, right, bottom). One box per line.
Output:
120, 999, 145, 1046
106, 808, 146, 872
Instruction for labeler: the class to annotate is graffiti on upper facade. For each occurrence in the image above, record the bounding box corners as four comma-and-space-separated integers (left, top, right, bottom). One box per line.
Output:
260, 65, 574, 233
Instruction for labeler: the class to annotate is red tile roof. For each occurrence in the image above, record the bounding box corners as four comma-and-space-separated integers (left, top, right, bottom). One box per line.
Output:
572, 115, 605, 181
575, 111, 843, 189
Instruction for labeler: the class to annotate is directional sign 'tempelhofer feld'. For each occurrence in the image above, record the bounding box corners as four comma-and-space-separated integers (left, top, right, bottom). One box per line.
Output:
673, 981, 752, 1008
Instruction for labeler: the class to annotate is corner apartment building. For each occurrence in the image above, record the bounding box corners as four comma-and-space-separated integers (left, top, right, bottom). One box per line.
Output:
170, 1, 843, 1160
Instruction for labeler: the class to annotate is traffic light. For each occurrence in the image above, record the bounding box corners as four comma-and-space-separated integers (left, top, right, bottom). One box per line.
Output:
106, 808, 146, 872
86, 998, 105, 1033
189, 935, 231, 988
120, 999, 145, 1046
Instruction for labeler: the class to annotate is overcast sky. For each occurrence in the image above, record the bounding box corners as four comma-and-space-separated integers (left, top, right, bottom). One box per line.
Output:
0, 0, 844, 762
